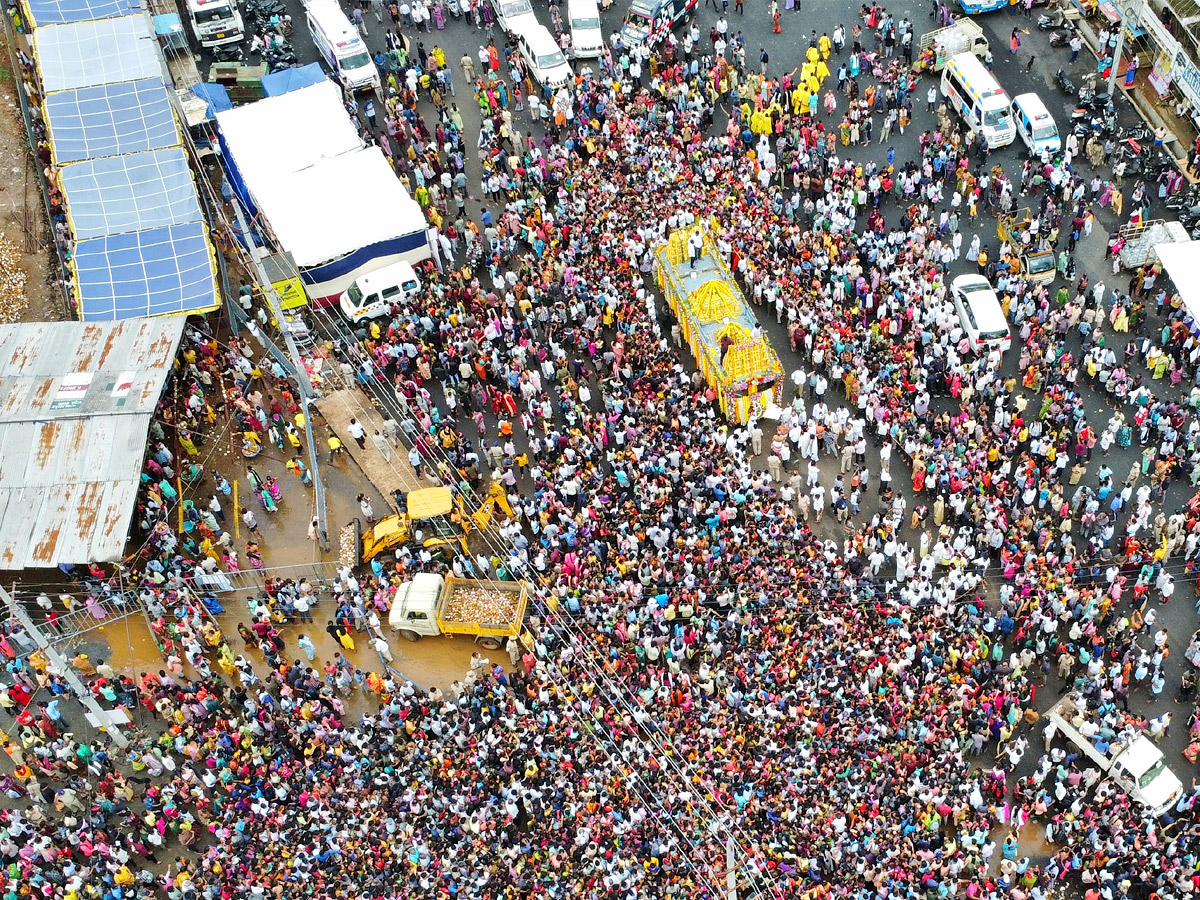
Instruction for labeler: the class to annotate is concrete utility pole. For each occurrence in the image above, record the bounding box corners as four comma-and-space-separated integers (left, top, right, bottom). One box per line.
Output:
726, 834, 738, 900
1107, 0, 1144, 98
226, 199, 331, 551
1106, 24, 1127, 99
2, 586, 128, 748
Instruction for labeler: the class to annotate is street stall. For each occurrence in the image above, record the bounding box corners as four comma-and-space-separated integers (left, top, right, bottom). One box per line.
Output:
655, 223, 783, 423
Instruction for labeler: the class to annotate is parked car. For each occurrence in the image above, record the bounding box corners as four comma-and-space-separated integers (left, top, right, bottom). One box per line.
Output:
513, 23, 573, 88
489, 0, 538, 34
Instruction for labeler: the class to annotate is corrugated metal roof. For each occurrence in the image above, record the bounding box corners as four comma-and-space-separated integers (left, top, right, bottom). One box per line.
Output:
0, 317, 184, 569
0, 318, 183, 421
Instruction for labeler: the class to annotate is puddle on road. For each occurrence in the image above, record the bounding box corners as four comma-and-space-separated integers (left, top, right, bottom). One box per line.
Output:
88, 597, 483, 693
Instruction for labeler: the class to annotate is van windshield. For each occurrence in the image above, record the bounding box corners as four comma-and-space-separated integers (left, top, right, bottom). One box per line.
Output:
341, 50, 372, 70
573, 14, 600, 27
346, 284, 363, 306
501, 0, 533, 16
1033, 122, 1058, 140
623, 10, 651, 35
983, 107, 1010, 128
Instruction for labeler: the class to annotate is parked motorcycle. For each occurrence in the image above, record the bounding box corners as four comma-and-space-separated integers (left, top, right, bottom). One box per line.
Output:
1177, 204, 1200, 229
1072, 102, 1116, 139
1077, 85, 1111, 109
1166, 187, 1200, 211
1119, 123, 1154, 143
1048, 29, 1073, 47
263, 48, 298, 70
1055, 67, 1075, 94
212, 44, 244, 62
1038, 9, 1073, 28
1119, 140, 1174, 178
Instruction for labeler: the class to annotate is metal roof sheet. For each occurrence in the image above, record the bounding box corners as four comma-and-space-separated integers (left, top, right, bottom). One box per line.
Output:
0, 318, 184, 569
0, 318, 184, 419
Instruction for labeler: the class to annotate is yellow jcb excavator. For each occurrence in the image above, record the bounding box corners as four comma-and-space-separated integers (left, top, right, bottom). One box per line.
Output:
354, 482, 514, 565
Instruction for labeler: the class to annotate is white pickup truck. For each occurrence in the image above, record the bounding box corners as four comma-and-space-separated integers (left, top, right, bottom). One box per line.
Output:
387, 572, 528, 650
918, 19, 988, 71
1047, 694, 1183, 817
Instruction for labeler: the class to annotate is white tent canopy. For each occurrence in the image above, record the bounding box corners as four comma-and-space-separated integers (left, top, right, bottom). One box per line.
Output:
216, 80, 427, 270
250, 148, 426, 268
215, 81, 362, 185
1154, 240, 1200, 323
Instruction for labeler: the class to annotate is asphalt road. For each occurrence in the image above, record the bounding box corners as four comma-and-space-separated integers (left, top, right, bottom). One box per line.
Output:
210, 0, 1200, 811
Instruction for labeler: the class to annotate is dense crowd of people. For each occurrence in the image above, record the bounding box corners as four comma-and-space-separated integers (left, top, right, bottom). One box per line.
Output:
9, 1, 1200, 900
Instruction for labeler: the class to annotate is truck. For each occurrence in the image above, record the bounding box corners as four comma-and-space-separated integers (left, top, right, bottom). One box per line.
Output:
387, 572, 529, 649
186, 0, 244, 47
1047, 694, 1183, 817
918, 19, 987, 71
305, 0, 380, 93
1116, 219, 1190, 270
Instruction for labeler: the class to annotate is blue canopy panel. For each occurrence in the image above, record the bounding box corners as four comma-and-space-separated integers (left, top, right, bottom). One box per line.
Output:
43, 79, 179, 165
34, 16, 161, 93
153, 14, 187, 51
60, 148, 202, 241
25, 0, 139, 27
73, 223, 218, 320
260, 63, 327, 97
191, 81, 233, 118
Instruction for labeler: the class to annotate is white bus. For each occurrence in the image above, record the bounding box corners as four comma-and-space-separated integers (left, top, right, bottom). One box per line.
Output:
940, 52, 1015, 149
306, 0, 380, 93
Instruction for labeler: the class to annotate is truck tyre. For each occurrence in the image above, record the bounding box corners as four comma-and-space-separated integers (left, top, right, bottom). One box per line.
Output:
399, 629, 421, 642
477, 637, 502, 651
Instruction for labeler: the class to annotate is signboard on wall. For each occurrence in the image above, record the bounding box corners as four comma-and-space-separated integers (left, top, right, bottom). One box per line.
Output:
1149, 48, 1174, 96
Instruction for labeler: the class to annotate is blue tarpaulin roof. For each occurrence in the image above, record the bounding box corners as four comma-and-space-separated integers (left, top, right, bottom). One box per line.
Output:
25, 0, 139, 27
191, 81, 233, 117
73, 223, 218, 320
43, 79, 179, 165
34, 16, 161, 93
260, 63, 327, 97
60, 149, 202, 241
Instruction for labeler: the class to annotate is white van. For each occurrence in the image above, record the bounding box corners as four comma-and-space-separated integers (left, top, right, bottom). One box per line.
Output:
306, 0, 380, 93
951, 274, 1011, 354
940, 52, 1015, 149
489, 0, 538, 34
568, 0, 604, 58
1012, 92, 1061, 157
514, 23, 573, 88
339, 261, 422, 322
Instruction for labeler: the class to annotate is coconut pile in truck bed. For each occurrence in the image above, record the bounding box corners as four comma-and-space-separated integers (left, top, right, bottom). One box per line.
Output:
441, 581, 522, 625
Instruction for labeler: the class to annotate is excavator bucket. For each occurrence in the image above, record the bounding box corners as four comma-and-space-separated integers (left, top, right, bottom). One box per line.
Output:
470, 482, 513, 533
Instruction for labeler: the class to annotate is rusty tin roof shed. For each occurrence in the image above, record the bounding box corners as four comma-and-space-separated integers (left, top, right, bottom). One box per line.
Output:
0, 317, 185, 569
